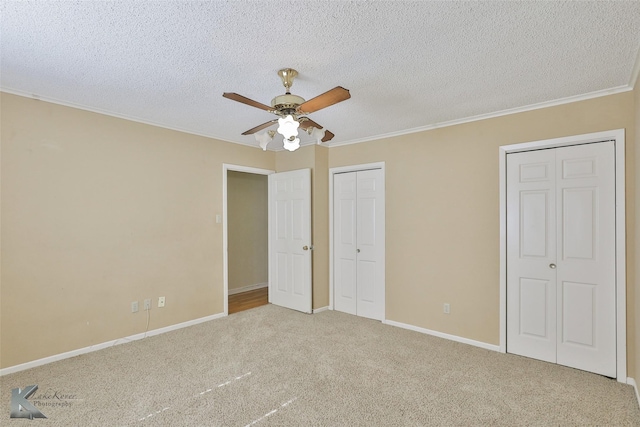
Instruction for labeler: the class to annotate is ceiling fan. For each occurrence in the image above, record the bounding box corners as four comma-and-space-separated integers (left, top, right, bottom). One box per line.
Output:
223, 68, 350, 151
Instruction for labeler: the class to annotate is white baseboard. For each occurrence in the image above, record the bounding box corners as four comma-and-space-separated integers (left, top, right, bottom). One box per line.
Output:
0, 312, 226, 376
383, 319, 501, 352
228, 282, 268, 296
313, 306, 329, 314
628, 377, 640, 408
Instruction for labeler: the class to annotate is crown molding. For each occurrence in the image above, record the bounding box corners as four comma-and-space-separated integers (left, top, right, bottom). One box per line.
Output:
629, 45, 640, 88
3, 83, 633, 152
0, 87, 271, 150
0, 87, 328, 152
328, 85, 632, 148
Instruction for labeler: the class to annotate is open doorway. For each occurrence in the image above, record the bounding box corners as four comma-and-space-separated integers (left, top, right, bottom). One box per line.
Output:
223, 165, 274, 315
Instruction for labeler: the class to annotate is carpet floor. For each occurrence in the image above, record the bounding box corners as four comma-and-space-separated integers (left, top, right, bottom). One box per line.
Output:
1, 304, 639, 426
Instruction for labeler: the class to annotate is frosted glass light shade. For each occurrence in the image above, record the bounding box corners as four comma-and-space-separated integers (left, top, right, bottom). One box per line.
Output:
283, 137, 300, 152
255, 132, 273, 151
310, 127, 326, 144
277, 115, 299, 140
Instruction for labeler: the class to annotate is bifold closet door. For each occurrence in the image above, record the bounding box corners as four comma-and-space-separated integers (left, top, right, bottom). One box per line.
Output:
334, 172, 357, 315
334, 169, 384, 320
506, 141, 616, 377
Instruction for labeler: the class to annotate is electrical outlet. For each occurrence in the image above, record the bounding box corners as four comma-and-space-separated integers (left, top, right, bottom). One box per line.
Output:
158, 296, 165, 308
131, 301, 139, 313
444, 303, 450, 314
144, 298, 151, 310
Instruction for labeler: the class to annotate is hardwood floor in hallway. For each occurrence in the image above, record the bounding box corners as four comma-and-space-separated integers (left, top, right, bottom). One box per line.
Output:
228, 287, 269, 314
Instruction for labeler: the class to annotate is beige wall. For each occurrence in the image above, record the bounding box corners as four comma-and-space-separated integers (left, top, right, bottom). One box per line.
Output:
1, 89, 637, 378
275, 145, 330, 309
0, 93, 275, 368
329, 92, 636, 374
227, 171, 268, 291
312, 146, 330, 309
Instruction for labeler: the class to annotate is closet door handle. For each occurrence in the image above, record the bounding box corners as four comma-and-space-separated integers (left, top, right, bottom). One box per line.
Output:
549, 263, 556, 269
357, 249, 361, 253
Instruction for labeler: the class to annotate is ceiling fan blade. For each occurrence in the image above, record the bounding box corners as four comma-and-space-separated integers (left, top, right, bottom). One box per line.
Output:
297, 86, 350, 114
223, 92, 273, 112
241, 120, 278, 135
322, 130, 335, 142
298, 118, 322, 130
298, 118, 335, 142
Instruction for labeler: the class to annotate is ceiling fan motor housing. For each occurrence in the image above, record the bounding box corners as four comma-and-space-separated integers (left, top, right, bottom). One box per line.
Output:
271, 93, 305, 116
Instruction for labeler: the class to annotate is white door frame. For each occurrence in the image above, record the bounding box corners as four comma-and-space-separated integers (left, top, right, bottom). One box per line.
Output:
222, 164, 275, 316
498, 129, 626, 382
329, 162, 386, 320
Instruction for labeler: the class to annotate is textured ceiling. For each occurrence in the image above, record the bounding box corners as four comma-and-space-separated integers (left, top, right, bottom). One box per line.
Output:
2, 1, 640, 150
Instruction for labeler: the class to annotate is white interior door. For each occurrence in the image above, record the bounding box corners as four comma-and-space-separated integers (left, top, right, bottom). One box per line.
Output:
555, 142, 616, 376
355, 169, 385, 320
506, 148, 557, 363
269, 169, 312, 313
334, 172, 357, 315
506, 142, 616, 377
333, 169, 384, 320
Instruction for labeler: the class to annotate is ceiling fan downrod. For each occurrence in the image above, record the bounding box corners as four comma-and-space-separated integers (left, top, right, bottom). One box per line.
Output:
271, 68, 305, 116
278, 68, 297, 94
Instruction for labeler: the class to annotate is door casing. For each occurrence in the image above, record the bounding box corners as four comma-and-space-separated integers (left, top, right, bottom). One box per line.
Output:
222, 164, 275, 316
329, 162, 386, 320
498, 129, 626, 383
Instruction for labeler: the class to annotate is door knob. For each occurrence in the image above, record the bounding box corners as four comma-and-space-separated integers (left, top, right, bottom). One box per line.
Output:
303, 246, 309, 251
549, 263, 556, 269
357, 249, 361, 253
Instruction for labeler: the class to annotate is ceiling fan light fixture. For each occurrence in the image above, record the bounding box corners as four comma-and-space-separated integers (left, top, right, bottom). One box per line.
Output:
309, 127, 326, 145
277, 114, 299, 140
283, 137, 300, 152
255, 131, 274, 151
